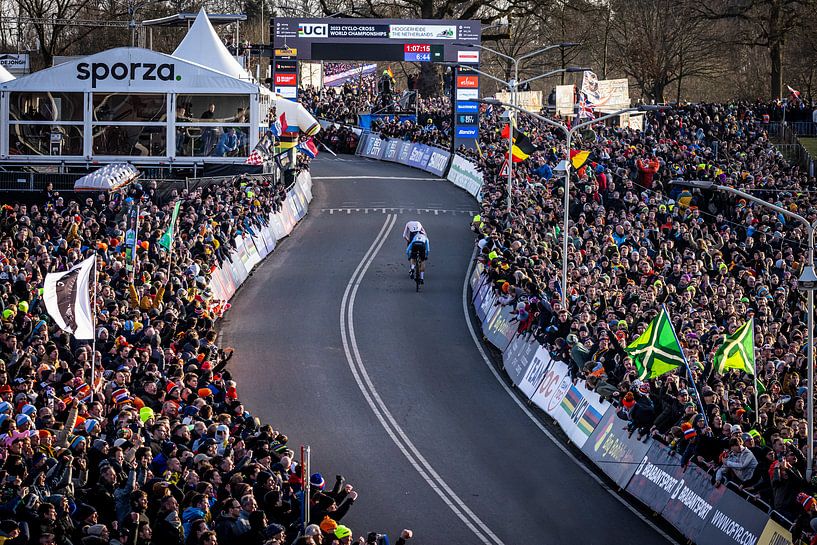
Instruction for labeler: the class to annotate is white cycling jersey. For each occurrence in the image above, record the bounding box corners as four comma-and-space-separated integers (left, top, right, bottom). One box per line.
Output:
403, 220, 426, 241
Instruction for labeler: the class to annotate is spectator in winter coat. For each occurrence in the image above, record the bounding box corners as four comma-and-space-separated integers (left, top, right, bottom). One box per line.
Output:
715, 436, 758, 485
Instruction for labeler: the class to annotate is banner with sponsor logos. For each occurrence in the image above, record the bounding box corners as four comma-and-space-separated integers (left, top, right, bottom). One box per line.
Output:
551, 380, 606, 447
447, 154, 483, 198
757, 519, 794, 545
482, 303, 517, 352
424, 148, 450, 176
517, 345, 552, 398
467, 269, 786, 543
502, 335, 539, 386
625, 441, 770, 545
581, 407, 651, 488
208, 171, 311, 304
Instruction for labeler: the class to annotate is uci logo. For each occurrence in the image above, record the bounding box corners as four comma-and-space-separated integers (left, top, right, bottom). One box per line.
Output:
77, 62, 179, 88
298, 23, 328, 37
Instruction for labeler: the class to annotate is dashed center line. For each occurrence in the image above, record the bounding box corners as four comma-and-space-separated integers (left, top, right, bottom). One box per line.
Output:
323, 207, 476, 215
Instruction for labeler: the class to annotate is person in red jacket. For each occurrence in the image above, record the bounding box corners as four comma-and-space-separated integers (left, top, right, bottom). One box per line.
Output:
636, 155, 660, 188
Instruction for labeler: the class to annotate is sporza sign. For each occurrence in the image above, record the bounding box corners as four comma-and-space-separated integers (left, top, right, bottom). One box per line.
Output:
77, 62, 179, 88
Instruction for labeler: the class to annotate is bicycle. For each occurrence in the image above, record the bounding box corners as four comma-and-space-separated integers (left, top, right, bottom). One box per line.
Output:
410, 257, 425, 292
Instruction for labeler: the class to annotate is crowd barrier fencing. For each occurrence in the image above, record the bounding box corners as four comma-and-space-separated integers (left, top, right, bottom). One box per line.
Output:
469, 262, 797, 545
208, 170, 313, 303
355, 131, 485, 199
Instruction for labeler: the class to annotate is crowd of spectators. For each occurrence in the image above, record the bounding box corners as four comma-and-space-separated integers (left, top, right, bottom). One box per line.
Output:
306, 80, 817, 538
0, 169, 414, 545
469, 100, 817, 538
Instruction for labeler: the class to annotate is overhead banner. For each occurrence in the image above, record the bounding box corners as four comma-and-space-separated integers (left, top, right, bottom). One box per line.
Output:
272, 18, 481, 62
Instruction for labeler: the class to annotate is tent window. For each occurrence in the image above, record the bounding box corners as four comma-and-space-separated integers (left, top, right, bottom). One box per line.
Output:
93, 125, 167, 156
9, 92, 84, 122
175, 125, 249, 158
8, 125, 83, 156
176, 94, 249, 124
92, 93, 167, 123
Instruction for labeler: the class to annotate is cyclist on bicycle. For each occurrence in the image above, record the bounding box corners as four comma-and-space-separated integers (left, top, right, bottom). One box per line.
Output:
403, 220, 425, 247
407, 231, 430, 284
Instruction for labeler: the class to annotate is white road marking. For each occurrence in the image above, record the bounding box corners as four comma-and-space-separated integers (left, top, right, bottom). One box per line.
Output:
460, 248, 677, 544
320, 208, 476, 215
340, 216, 505, 545
313, 176, 437, 181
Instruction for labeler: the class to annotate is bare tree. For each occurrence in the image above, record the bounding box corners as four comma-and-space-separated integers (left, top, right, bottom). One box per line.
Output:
695, 0, 813, 99
610, 0, 724, 102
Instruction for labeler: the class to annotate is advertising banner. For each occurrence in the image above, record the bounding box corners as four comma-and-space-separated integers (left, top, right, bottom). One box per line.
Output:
517, 345, 552, 399
396, 140, 412, 165
581, 408, 651, 488
474, 282, 496, 322
424, 148, 450, 176
273, 18, 481, 62
625, 442, 769, 545
407, 143, 429, 169
757, 519, 794, 545
502, 335, 539, 387
447, 154, 483, 198
693, 489, 769, 545
355, 132, 369, 156
482, 303, 517, 351
383, 138, 400, 162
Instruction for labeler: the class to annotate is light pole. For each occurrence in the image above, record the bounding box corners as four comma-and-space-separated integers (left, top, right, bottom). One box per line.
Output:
444, 62, 587, 215
671, 179, 817, 480
453, 42, 579, 108
479, 97, 665, 304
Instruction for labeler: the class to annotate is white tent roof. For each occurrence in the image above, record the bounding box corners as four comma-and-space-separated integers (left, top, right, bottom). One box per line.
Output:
0, 64, 14, 83
0, 47, 259, 93
74, 163, 139, 191
173, 8, 251, 81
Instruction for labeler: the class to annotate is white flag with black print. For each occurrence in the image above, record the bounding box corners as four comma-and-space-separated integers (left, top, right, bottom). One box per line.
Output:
43, 255, 95, 339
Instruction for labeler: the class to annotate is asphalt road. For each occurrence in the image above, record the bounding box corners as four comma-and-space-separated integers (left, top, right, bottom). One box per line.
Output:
220, 156, 667, 544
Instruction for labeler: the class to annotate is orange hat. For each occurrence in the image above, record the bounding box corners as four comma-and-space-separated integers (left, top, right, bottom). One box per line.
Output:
197, 388, 212, 398
132, 396, 145, 410
319, 516, 338, 534
622, 392, 635, 410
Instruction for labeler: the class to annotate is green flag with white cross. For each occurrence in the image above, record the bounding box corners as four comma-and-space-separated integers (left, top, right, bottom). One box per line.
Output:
713, 319, 755, 376
626, 307, 686, 380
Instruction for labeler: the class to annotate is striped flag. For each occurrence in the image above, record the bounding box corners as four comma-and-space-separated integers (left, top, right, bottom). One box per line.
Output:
269, 112, 288, 137
297, 138, 319, 158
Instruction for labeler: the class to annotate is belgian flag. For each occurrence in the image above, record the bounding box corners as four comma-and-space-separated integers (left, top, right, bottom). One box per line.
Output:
570, 150, 592, 170
501, 124, 539, 163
